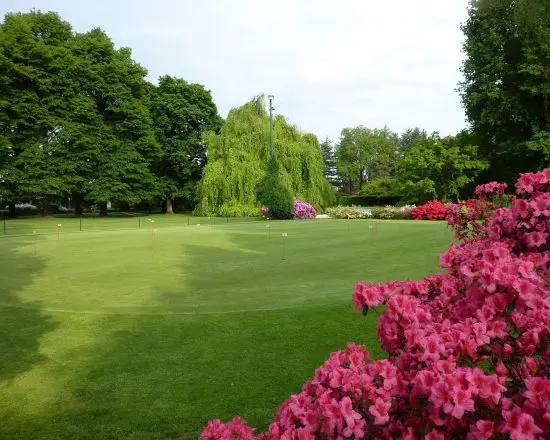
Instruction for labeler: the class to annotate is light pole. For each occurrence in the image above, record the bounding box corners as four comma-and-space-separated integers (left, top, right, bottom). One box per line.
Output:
268, 94, 274, 158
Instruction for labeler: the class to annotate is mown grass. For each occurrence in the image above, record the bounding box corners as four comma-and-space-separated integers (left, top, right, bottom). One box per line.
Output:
0, 218, 452, 438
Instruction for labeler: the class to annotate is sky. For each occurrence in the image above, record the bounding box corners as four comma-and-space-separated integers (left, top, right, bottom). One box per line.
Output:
1, 0, 471, 142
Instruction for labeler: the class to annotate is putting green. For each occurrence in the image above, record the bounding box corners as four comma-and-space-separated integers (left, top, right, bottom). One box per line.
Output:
0, 219, 451, 438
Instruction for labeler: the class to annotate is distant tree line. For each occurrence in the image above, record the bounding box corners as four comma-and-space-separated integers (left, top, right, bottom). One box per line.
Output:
322, 0, 549, 204
321, 127, 488, 204
2, 0, 548, 216
0, 11, 221, 217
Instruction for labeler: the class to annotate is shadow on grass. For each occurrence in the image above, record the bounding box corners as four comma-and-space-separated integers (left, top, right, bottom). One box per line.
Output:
0, 225, 388, 439
58, 230, 381, 438
0, 233, 57, 380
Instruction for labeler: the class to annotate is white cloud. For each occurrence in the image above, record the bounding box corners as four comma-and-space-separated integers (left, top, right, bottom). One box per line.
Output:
1, 0, 470, 141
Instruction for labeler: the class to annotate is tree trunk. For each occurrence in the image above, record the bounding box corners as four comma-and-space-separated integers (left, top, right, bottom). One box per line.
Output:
99, 202, 108, 217
8, 202, 16, 219
165, 198, 174, 214
41, 200, 52, 217
72, 191, 83, 215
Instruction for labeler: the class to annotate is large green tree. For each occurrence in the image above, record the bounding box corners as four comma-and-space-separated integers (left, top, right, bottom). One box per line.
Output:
335, 126, 398, 194
0, 11, 159, 216
69, 29, 159, 215
397, 132, 488, 203
150, 76, 221, 213
195, 96, 333, 216
460, 0, 550, 182
0, 11, 76, 215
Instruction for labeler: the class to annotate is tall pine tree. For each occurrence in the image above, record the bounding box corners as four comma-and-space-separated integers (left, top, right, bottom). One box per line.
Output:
319, 137, 339, 188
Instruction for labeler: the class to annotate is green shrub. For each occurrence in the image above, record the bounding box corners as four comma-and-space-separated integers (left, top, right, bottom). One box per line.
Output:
218, 201, 260, 217
370, 205, 397, 219
256, 158, 293, 219
392, 205, 415, 220
360, 177, 403, 198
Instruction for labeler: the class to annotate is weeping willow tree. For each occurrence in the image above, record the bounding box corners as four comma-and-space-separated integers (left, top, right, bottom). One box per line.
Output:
195, 95, 334, 216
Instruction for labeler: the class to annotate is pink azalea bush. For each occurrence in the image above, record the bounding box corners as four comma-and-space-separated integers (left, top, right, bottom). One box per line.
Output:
293, 199, 317, 220
201, 169, 549, 440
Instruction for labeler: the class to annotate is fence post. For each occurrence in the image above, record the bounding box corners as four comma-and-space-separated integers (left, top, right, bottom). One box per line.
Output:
188, 216, 190, 225
138, 217, 141, 229
80, 218, 82, 232
3, 221, 5, 235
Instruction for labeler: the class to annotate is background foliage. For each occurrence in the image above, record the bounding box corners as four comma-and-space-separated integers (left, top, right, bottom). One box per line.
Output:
195, 96, 333, 217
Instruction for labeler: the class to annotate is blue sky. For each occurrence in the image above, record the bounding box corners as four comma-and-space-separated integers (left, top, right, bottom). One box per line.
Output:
1, 0, 470, 142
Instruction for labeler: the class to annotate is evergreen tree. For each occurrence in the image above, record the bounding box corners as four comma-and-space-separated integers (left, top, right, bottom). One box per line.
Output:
320, 137, 339, 188
398, 127, 427, 156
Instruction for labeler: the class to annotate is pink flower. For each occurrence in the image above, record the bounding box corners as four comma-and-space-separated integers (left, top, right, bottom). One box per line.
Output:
424, 429, 445, 440
340, 397, 365, 437
292, 199, 316, 220
430, 381, 454, 415
202, 169, 550, 440
369, 398, 391, 425
450, 388, 475, 419
467, 420, 494, 439
503, 409, 543, 440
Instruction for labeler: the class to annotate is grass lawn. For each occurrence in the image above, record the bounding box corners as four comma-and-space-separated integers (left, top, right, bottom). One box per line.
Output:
0, 218, 451, 439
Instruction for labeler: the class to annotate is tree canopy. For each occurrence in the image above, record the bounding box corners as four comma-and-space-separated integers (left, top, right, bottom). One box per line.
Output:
397, 132, 488, 203
150, 76, 222, 213
335, 126, 398, 195
195, 96, 333, 216
0, 11, 219, 216
460, 0, 550, 182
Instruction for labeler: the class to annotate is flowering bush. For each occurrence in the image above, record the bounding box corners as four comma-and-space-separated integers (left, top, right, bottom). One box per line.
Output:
201, 169, 549, 440
261, 206, 269, 215
326, 205, 415, 220
412, 200, 450, 220
370, 205, 398, 219
394, 204, 416, 220
293, 199, 317, 219
326, 205, 372, 219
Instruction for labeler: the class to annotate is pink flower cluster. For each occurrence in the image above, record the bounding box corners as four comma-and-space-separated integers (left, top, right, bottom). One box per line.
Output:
474, 181, 508, 198
261, 206, 270, 214
412, 200, 450, 220
201, 169, 549, 439
293, 199, 317, 220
